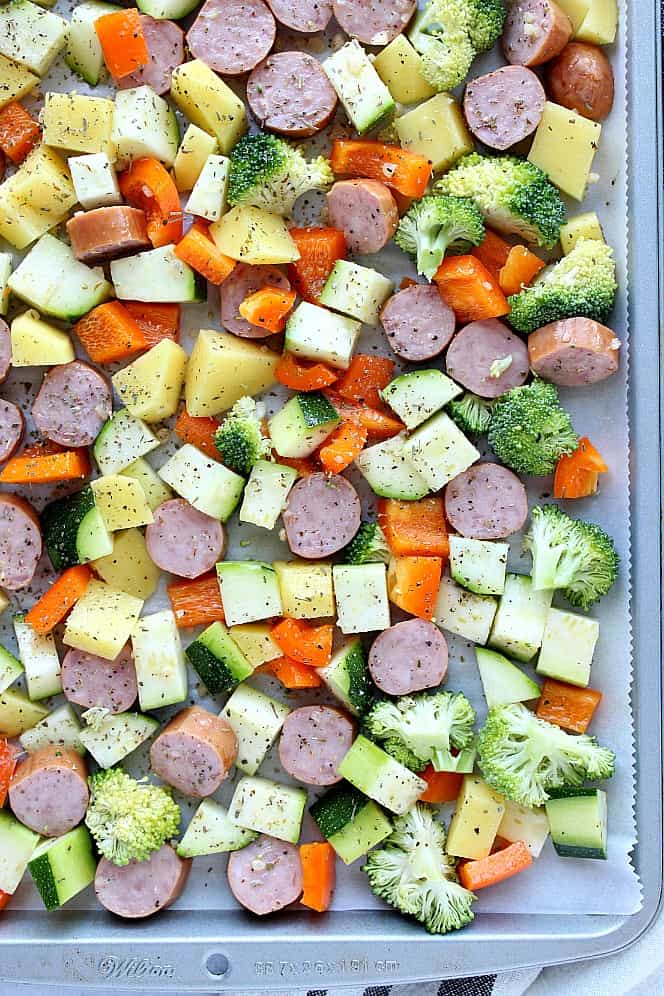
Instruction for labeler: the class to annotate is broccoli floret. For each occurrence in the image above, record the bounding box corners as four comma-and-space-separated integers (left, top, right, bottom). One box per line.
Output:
488, 380, 578, 476
214, 396, 272, 476
228, 133, 333, 216
523, 504, 619, 610
394, 195, 485, 280
477, 703, 615, 807
435, 153, 567, 250
507, 238, 618, 333
408, 0, 505, 93
86, 769, 181, 866
364, 691, 476, 772
447, 392, 494, 435
344, 522, 391, 565
363, 804, 476, 934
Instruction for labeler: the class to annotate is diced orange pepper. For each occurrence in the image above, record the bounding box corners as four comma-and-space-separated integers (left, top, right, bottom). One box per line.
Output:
419, 765, 463, 803
387, 555, 443, 620
536, 678, 602, 733
94, 8, 149, 80
335, 354, 395, 408
260, 656, 322, 688
288, 227, 346, 303
74, 301, 148, 365
498, 244, 546, 296
434, 255, 510, 323
471, 228, 512, 282
300, 842, 336, 912
275, 352, 339, 392
0, 102, 40, 164
378, 496, 449, 557
119, 157, 183, 247
238, 286, 296, 334
271, 618, 333, 668
174, 408, 221, 461
318, 419, 368, 473
123, 302, 180, 346
24, 565, 92, 635
330, 140, 432, 198
553, 436, 608, 499
167, 573, 224, 629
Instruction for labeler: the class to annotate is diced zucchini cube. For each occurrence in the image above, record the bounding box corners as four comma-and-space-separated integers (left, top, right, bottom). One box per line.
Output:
318, 260, 394, 326
446, 775, 506, 860
63, 580, 143, 661
0, 643, 24, 693
91, 475, 154, 532
338, 736, 426, 815
396, 93, 473, 173
284, 301, 361, 370
434, 576, 497, 645
111, 245, 202, 305
333, 563, 390, 634
273, 560, 335, 620
0, 810, 39, 895
13, 615, 62, 700
112, 85, 179, 168
185, 154, 230, 222
268, 392, 340, 459
322, 40, 395, 135
221, 683, 289, 775
93, 408, 160, 476
177, 799, 257, 858
132, 609, 188, 711
489, 574, 554, 663
475, 647, 541, 709
546, 788, 608, 859
79, 710, 158, 768
29, 826, 97, 910
310, 783, 392, 864
158, 444, 245, 521
381, 369, 462, 430
498, 800, 550, 858
403, 411, 479, 491
536, 607, 599, 687
239, 460, 298, 531
216, 562, 283, 627
528, 101, 601, 201
318, 638, 373, 717
355, 434, 429, 501
65, 1, 120, 87
449, 536, 508, 595
229, 775, 306, 844
120, 458, 172, 511
19, 702, 83, 755
8, 234, 111, 321
186, 621, 253, 695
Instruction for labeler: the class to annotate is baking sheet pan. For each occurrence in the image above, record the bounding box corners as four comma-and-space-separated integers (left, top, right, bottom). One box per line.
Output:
0, 0, 661, 986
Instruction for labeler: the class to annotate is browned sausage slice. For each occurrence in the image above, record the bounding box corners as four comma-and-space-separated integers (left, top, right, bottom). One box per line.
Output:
95, 845, 191, 919
62, 644, 138, 714
227, 835, 302, 915
221, 263, 291, 339
546, 42, 614, 121
150, 706, 238, 798
0, 494, 42, 591
66, 207, 151, 264
283, 472, 361, 559
327, 180, 399, 255
278, 705, 355, 786
32, 360, 111, 447
266, 0, 332, 32
369, 618, 448, 696
528, 317, 620, 386
145, 499, 226, 580
0, 400, 24, 464
187, 0, 276, 76
380, 285, 455, 362
445, 320, 530, 398
9, 747, 89, 837
464, 66, 546, 150
247, 52, 338, 138
503, 0, 572, 67
0, 318, 11, 384
444, 462, 528, 540
117, 15, 185, 96
333, 0, 417, 45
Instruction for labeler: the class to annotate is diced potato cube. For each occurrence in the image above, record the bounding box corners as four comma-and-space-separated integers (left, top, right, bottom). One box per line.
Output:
119, 458, 172, 512
0, 145, 77, 250
91, 476, 154, 532
63, 580, 143, 661
528, 101, 601, 201
228, 623, 281, 667
112, 339, 188, 422
0, 255, 11, 316
396, 93, 474, 173
11, 309, 75, 366
559, 211, 605, 254
185, 154, 230, 222
209, 206, 300, 265
174, 124, 218, 193
41, 92, 116, 159
575, 0, 617, 44
274, 561, 335, 620
0, 53, 39, 109
92, 527, 160, 600
170, 60, 247, 154
372, 35, 436, 105
68, 152, 121, 210
446, 775, 506, 860
185, 329, 278, 417
555, 0, 590, 32
0, 0, 68, 77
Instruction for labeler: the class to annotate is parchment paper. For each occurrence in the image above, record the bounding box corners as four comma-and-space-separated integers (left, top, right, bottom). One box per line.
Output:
1, 0, 640, 916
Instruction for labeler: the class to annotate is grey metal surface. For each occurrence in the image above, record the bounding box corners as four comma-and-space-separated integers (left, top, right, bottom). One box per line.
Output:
0, 0, 661, 988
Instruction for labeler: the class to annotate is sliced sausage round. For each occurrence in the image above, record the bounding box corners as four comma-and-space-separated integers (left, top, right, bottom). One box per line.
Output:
0, 318, 11, 384
187, 0, 276, 76
327, 179, 399, 255
546, 42, 614, 121
369, 618, 448, 696
528, 317, 620, 386
266, 0, 332, 32
95, 845, 191, 919
445, 320, 529, 398
150, 706, 238, 798
503, 0, 572, 67
9, 747, 89, 837
221, 263, 291, 339
66, 207, 151, 264
32, 361, 111, 448
247, 52, 338, 138
444, 462, 528, 540
0, 400, 24, 464
464, 66, 546, 150
146, 499, 226, 580
332, 0, 417, 45
62, 643, 137, 714
283, 472, 361, 559
279, 705, 355, 786
380, 285, 456, 362
227, 835, 302, 915
117, 15, 185, 96
0, 494, 42, 591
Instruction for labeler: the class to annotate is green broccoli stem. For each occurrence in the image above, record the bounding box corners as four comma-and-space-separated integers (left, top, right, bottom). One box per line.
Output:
531, 543, 566, 590
418, 233, 449, 280
431, 747, 476, 773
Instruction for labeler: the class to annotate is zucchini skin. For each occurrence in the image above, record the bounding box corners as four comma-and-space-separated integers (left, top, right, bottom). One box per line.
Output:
310, 782, 369, 839
42, 486, 95, 571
